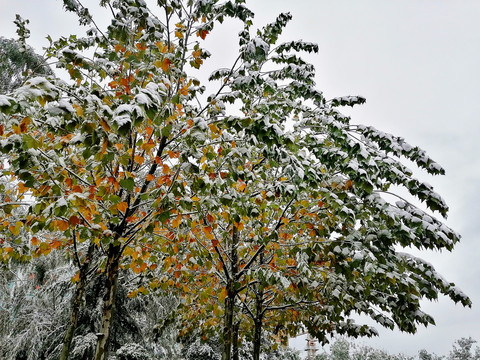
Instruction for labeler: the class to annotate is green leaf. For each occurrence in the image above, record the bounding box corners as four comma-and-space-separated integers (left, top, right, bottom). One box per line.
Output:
119, 177, 135, 192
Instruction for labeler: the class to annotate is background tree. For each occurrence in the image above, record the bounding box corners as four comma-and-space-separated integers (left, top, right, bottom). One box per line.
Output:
0, 36, 52, 94
448, 338, 480, 360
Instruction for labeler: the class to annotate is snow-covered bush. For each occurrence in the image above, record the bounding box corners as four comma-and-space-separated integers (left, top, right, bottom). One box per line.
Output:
185, 339, 221, 360
116, 343, 150, 360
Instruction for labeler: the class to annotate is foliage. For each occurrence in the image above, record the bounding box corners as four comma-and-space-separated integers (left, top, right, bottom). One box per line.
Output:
0, 0, 472, 359
0, 254, 73, 360
185, 338, 221, 360
314, 337, 411, 360
448, 338, 480, 360
115, 343, 151, 360
314, 337, 480, 360
0, 37, 53, 94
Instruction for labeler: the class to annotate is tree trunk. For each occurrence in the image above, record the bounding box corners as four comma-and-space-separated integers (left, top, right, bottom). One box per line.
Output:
60, 241, 95, 360
252, 319, 263, 360
252, 256, 264, 360
94, 244, 121, 360
60, 276, 86, 360
222, 279, 235, 360
222, 225, 239, 360
232, 321, 240, 360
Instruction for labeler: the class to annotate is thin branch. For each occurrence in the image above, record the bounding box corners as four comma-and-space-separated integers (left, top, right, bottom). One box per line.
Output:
72, 229, 82, 269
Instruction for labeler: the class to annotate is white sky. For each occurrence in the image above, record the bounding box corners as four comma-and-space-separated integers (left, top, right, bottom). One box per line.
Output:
1, 0, 479, 357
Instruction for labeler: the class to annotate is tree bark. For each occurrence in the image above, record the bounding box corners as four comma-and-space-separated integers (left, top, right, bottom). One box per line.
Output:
222, 280, 235, 360
222, 225, 239, 360
252, 253, 264, 360
59, 276, 86, 360
252, 318, 263, 360
94, 244, 121, 360
232, 321, 240, 360
60, 241, 95, 360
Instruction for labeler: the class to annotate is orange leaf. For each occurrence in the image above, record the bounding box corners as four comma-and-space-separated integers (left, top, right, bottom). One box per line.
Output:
237, 182, 247, 192
71, 272, 80, 283
161, 58, 172, 72
69, 215, 82, 226
19, 117, 31, 133
203, 226, 214, 240
197, 30, 209, 40
127, 290, 138, 298
31, 237, 40, 246
136, 42, 147, 51
18, 182, 28, 194
211, 239, 219, 247
192, 49, 202, 58
117, 202, 128, 213
134, 155, 145, 164
50, 239, 63, 249
146, 174, 155, 181
155, 58, 172, 72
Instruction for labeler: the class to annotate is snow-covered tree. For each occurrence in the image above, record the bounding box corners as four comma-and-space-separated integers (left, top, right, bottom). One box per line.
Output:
0, 1, 472, 360
448, 338, 480, 360
0, 35, 52, 94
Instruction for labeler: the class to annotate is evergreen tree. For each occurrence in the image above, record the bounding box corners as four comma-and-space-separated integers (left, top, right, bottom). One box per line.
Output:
0, 36, 52, 94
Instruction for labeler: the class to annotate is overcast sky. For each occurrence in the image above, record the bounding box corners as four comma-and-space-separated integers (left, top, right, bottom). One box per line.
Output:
1, 0, 479, 357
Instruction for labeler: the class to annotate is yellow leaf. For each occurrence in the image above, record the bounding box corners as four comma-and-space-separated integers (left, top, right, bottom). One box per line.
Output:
9, 221, 22, 236
208, 123, 219, 134
218, 288, 228, 303
234, 222, 244, 231
73, 103, 83, 117
100, 119, 111, 132
138, 285, 149, 295
141, 141, 155, 152
171, 214, 181, 228
237, 182, 247, 192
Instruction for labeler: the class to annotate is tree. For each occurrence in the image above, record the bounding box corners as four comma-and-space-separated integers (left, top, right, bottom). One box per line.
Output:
449, 338, 480, 360
0, 1, 472, 359
315, 337, 414, 360
419, 349, 445, 360
0, 35, 53, 94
